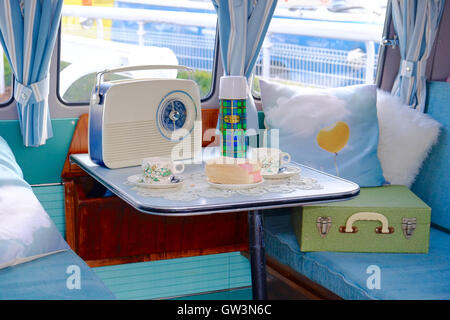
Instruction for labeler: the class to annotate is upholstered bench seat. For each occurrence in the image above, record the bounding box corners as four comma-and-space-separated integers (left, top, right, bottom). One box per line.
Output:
264, 210, 450, 300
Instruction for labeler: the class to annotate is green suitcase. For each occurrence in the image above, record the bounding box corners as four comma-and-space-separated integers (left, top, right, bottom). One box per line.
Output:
292, 185, 431, 253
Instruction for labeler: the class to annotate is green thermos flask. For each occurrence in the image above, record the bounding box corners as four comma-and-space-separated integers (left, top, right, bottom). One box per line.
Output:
219, 76, 248, 158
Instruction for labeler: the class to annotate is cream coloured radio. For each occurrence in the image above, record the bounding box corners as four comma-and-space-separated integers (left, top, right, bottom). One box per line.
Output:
88, 65, 202, 169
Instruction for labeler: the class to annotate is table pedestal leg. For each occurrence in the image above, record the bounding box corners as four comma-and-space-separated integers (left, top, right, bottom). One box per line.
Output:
248, 210, 267, 300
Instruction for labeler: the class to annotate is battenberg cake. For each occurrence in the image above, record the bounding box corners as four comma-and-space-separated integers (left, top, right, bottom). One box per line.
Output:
205, 157, 262, 184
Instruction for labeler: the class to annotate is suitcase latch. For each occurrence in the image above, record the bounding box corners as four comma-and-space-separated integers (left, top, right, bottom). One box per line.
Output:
316, 217, 332, 238
402, 218, 417, 239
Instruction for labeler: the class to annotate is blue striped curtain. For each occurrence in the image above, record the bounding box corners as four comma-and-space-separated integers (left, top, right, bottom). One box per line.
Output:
212, 0, 278, 131
0, 0, 63, 147
390, 0, 445, 112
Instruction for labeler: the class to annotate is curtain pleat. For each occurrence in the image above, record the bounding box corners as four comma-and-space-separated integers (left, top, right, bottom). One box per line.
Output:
0, 0, 63, 147
390, 0, 445, 112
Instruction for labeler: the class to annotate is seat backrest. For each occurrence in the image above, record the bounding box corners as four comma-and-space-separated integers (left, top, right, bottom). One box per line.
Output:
412, 81, 450, 231
0, 118, 76, 185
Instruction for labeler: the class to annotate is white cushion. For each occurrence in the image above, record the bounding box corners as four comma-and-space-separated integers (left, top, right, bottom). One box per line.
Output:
376, 90, 441, 187
0, 137, 68, 270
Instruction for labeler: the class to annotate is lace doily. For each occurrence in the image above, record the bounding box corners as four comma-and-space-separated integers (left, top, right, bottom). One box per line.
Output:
125, 171, 323, 202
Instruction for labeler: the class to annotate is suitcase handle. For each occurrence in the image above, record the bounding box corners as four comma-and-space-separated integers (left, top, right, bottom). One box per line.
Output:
92, 65, 194, 104
339, 212, 394, 234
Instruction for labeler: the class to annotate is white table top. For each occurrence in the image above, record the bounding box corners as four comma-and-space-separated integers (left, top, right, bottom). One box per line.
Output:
70, 152, 359, 216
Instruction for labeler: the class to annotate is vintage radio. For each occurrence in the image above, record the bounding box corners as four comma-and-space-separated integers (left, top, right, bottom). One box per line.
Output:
88, 65, 202, 169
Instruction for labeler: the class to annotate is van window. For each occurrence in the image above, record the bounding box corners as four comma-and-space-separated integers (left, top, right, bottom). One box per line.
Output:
252, 0, 388, 95
59, 0, 217, 105
0, 51, 12, 105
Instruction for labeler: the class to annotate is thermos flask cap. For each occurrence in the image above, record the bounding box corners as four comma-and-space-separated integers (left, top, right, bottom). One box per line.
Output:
219, 76, 248, 100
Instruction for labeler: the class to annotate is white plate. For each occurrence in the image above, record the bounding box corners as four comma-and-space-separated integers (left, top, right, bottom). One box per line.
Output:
262, 165, 301, 180
127, 174, 184, 189
207, 179, 264, 190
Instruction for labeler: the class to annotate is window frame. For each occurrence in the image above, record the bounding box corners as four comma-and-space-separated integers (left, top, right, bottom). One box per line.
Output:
0, 57, 14, 107
251, 1, 392, 101
0, 88, 14, 108
375, 0, 392, 88
56, 16, 220, 107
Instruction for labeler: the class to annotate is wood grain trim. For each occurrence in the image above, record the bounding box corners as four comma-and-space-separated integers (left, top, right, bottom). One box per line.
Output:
201, 108, 220, 147
85, 244, 248, 268
63, 180, 78, 251
61, 113, 89, 179
240, 251, 341, 300
265, 254, 342, 300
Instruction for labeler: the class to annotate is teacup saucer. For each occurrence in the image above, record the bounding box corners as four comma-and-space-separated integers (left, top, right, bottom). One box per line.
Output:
262, 165, 301, 179
127, 174, 184, 189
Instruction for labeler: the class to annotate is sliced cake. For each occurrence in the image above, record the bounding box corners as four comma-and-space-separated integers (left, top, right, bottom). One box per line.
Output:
205, 157, 262, 184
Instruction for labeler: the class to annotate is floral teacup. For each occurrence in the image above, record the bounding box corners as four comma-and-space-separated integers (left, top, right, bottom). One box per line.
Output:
142, 157, 185, 184
251, 148, 291, 175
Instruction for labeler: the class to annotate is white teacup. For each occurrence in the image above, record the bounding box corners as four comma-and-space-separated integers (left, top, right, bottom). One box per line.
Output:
251, 148, 291, 175
142, 157, 184, 183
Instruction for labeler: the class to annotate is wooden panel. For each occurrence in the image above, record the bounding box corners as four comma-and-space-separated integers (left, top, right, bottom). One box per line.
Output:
201, 108, 220, 147
63, 180, 78, 250
73, 192, 248, 266
61, 114, 89, 179
265, 254, 342, 300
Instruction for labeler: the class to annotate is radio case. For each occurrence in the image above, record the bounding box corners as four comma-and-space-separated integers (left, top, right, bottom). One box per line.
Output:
88, 65, 202, 169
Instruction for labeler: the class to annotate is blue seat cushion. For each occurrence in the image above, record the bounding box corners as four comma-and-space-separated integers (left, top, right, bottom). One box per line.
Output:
412, 81, 450, 230
264, 210, 450, 300
0, 250, 115, 300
